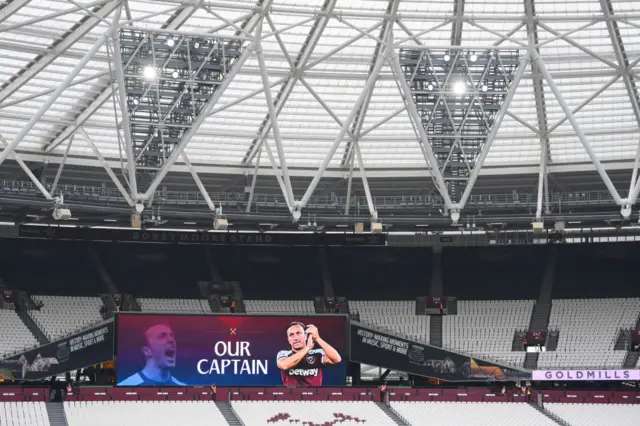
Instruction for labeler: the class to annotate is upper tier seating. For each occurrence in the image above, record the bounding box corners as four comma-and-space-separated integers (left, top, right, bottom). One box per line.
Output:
538, 298, 640, 369
64, 401, 228, 426
29, 296, 103, 341
391, 402, 558, 426
546, 403, 640, 426
0, 310, 38, 357
244, 300, 315, 314
138, 298, 210, 313
350, 301, 430, 343
0, 402, 49, 426
232, 401, 397, 425
442, 300, 534, 367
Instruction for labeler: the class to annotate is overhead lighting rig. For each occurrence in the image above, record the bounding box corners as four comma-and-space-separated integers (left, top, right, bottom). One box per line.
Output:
398, 49, 520, 202
118, 29, 242, 173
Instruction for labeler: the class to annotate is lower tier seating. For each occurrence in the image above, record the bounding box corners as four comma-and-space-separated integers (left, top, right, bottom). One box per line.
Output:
64, 401, 228, 426
0, 309, 38, 358
443, 300, 534, 367
391, 401, 558, 425
0, 402, 49, 426
538, 298, 640, 369
546, 403, 640, 426
232, 401, 397, 425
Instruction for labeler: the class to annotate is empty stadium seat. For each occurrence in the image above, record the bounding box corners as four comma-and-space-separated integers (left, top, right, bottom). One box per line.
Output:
538, 298, 640, 369
0, 401, 49, 426
0, 309, 38, 357
442, 300, 534, 367
350, 301, 430, 343
232, 401, 397, 425
244, 300, 315, 314
546, 403, 640, 426
138, 298, 210, 313
64, 401, 227, 426
391, 401, 558, 425
29, 296, 103, 341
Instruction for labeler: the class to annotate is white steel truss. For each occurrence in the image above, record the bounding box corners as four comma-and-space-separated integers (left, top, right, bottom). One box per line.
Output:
0, 0, 639, 224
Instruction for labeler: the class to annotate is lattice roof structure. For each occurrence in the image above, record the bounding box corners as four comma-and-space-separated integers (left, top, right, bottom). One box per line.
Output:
0, 0, 640, 230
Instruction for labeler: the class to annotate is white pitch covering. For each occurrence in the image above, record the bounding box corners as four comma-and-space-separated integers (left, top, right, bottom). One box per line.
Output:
538, 298, 640, 369
0, 309, 38, 357
391, 402, 558, 426
0, 402, 50, 426
232, 401, 397, 426
442, 300, 534, 367
29, 295, 103, 341
137, 297, 210, 313
350, 300, 430, 344
546, 403, 640, 426
64, 401, 227, 426
244, 300, 315, 314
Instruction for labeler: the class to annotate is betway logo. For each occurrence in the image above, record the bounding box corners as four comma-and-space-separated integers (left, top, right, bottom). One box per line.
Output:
288, 368, 318, 377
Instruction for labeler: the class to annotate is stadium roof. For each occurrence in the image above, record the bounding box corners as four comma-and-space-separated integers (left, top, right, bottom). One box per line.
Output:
0, 0, 639, 227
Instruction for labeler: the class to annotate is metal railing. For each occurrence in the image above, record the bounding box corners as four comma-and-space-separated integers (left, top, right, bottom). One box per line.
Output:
0, 179, 625, 211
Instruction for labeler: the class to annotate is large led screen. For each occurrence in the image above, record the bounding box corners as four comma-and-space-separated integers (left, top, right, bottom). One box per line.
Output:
116, 314, 347, 386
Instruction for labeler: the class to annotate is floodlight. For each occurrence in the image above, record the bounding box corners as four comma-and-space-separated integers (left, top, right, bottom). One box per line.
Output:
172, 70, 179, 79
143, 65, 156, 80
470, 53, 478, 62
427, 83, 434, 91
453, 81, 466, 95
167, 38, 175, 47
444, 54, 451, 61
481, 84, 488, 92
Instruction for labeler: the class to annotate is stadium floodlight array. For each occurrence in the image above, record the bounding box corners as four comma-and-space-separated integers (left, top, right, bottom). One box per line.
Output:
398, 49, 520, 201
118, 29, 241, 171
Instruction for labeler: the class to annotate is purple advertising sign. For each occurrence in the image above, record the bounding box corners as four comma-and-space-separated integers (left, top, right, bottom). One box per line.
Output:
533, 369, 640, 381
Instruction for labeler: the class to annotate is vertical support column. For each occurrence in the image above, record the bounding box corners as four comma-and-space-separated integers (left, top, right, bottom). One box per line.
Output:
298, 48, 388, 209
387, 46, 454, 210
110, 6, 138, 201
455, 57, 529, 210
254, 19, 295, 210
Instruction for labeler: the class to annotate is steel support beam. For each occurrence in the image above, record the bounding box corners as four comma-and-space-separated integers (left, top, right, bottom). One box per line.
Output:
78, 127, 134, 206
341, 0, 399, 169
139, 5, 266, 201
241, 0, 338, 166
109, 5, 138, 200
0, 0, 31, 24
299, 45, 389, 209
524, 0, 551, 221
456, 59, 529, 210
245, 143, 262, 213
0, 31, 108, 167
44, 3, 202, 153
182, 152, 216, 212
533, 51, 622, 206
255, 19, 295, 209
450, 0, 465, 46
387, 48, 454, 210
598, 0, 640, 205
0, 135, 52, 200
50, 135, 74, 195
0, 1, 118, 105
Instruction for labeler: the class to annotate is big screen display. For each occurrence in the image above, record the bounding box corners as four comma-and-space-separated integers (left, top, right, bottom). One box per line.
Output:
116, 313, 347, 386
